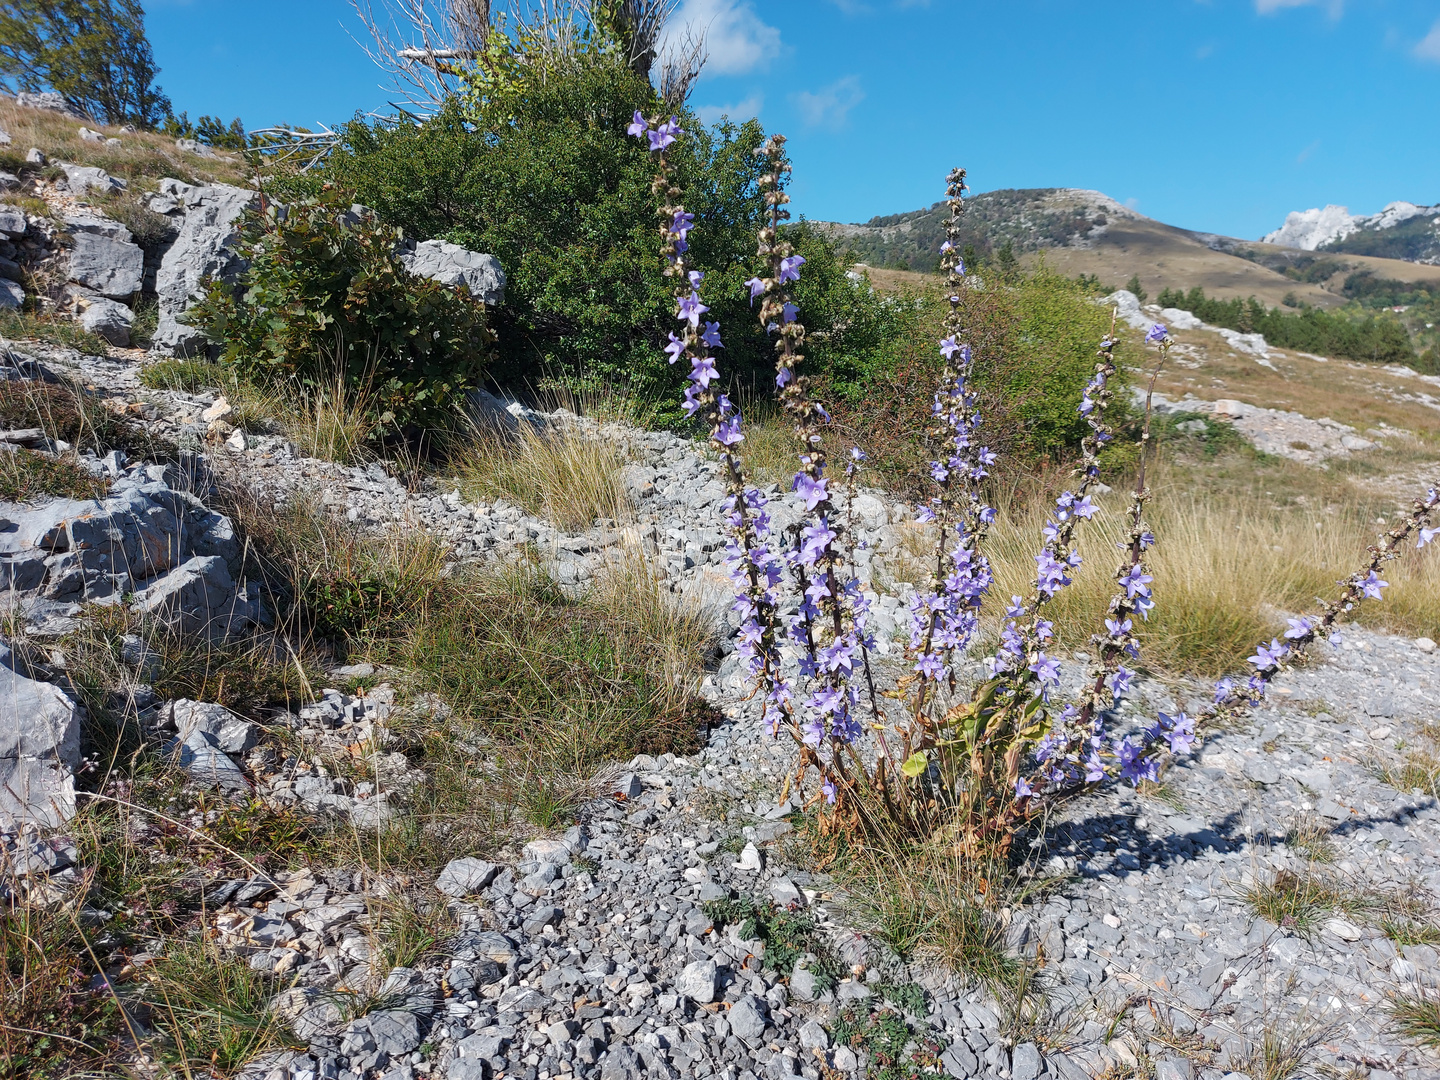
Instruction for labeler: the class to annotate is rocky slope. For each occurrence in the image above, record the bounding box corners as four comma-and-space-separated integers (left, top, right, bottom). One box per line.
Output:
3, 335, 1439, 1080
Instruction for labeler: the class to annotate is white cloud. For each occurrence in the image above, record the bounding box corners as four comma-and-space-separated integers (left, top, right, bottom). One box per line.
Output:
695, 95, 764, 125
792, 76, 865, 130
1416, 18, 1440, 62
661, 0, 782, 77
1255, 0, 1343, 16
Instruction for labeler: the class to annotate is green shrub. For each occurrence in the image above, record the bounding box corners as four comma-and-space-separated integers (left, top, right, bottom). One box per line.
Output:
310, 59, 897, 412
819, 264, 1126, 497
190, 193, 494, 431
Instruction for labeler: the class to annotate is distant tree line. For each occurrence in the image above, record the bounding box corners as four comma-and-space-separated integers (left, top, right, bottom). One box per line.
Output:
0, 0, 247, 142
1156, 286, 1415, 366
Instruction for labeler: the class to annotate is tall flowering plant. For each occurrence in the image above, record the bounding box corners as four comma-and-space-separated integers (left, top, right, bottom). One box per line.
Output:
631, 115, 1440, 855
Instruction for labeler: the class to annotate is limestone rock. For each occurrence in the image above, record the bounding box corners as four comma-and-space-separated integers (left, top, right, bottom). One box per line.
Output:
0, 208, 26, 237
152, 182, 255, 355
728, 993, 768, 1043
167, 726, 247, 792
78, 298, 134, 346
163, 699, 260, 755
65, 214, 133, 243
0, 279, 21, 310
676, 958, 718, 1003
1159, 306, 1203, 331
399, 239, 505, 305
435, 857, 499, 897
69, 232, 144, 300
0, 646, 83, 827
59, 164, 126, 196
1102, 289, 1153, 331
129, 555, 240, 634
16, 92, 73, 115
175, 138, 216, 158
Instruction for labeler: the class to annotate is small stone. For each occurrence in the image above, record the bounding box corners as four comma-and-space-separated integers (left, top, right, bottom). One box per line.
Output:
523, 837, 574, 865
611, 771, 643, 799
1324, 917, 1362, 942
836, 979, 872, 1002
941, 1041, 979, 1078
522, 905, 562, 933
733, 842, 763, 872
545, 1020, 578, 1047
202, 396, 234, 423
1011, 1042, 1043, 1080
367, 1010, 422, 1057
769, 877, 805, 908
727, 994, 768, 1044
1156, 1059, 1194, 1080
497, 985, 547, 1012
435, 858, 499, 898
225, 428, 248, 452
798, 1020, 829, 1051
790, 968, 819, 1002
1241, 756, 1280, 785
1416, 637, 1436, 654
676, 958, 718, 1003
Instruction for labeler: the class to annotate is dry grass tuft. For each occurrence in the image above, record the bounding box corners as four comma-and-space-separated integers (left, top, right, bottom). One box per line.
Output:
279, 379, 376, 465
455, 420, 632, 531
1230, 1014, 1335, 1080
0, 99, 250, 188
965, 474, 1440, 679
1370, 723, 1440, 798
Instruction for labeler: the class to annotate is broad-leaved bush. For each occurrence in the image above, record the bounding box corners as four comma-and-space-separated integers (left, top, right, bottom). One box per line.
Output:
190, 194, 493, 431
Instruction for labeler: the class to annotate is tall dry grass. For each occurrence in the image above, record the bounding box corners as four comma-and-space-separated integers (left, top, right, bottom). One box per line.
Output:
455, 420, 632, 531
881, 471, 1440, 679
0, 99, 249, 189
989, 486, 1439, 678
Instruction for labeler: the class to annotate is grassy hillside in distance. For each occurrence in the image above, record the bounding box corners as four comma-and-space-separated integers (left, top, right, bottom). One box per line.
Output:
819, 188, 1440, 314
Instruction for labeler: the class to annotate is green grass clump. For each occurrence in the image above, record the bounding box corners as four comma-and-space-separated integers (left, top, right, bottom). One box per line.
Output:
1383, 919, 1440, 948
1242, 869, 1366, 936
1389, 991, 1440, 1049
0, 448, 108, 502
139, 358, 225, 392
141, 939, 294, 1073
454, 421, 631, 531
1283, 814, 1337, 863
0, 309, 111, 354
1370, 724, 1440, 798
0, 903, 126, 1074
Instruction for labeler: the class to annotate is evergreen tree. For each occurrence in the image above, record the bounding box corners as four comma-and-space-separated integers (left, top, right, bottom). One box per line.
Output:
1125, 273, 1147, 304
0, 0, 170, 127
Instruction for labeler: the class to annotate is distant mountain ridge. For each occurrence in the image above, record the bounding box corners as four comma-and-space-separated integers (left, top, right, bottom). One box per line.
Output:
1261, 201, 1440, 264
813, 188, 1142, 272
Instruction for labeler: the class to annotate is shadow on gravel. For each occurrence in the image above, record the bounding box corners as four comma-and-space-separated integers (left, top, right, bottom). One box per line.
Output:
1036, 795, 1436, 882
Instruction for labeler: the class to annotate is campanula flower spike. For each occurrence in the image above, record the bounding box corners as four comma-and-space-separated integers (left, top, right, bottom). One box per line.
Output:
743, 134, 884, 827
1206, 482, 1440, 722
1004, 326, 1178, 832
633, 113, 794, 761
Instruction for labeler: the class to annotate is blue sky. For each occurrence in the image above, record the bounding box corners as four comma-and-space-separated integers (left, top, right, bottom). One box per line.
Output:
145, 0, 1440, 239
